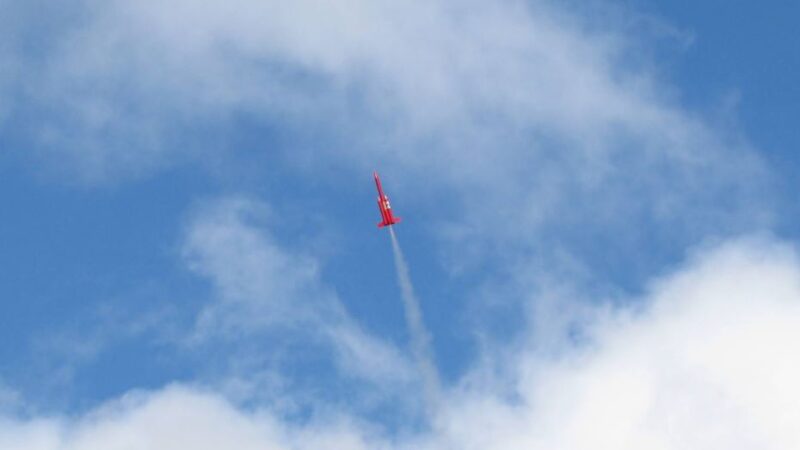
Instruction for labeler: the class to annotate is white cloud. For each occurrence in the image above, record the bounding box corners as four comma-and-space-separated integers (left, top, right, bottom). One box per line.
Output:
426, 237, 800, 449
3, 237, 800, 449
0, 386, 384, 450
182, 198, 319, 333
0, 1, 792, 447
2, 1, 770, 252
181, 197, 413, 387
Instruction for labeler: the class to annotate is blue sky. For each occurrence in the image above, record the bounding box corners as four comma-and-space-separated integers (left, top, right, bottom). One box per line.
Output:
1, 0, 800, 448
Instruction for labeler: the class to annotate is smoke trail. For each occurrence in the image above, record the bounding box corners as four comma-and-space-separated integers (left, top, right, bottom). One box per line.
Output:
388, 227, 441, 417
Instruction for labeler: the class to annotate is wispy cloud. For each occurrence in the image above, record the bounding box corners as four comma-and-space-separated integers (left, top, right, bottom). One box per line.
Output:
181, 197, 414, 392
0, 1, 772, 289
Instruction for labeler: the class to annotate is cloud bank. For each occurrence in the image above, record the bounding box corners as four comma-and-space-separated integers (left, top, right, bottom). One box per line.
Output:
429, 237, 800, 449
3, 238, 799, 449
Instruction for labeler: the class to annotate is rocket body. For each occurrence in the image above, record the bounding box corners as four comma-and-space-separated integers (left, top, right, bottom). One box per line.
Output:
374, 172, 401, 228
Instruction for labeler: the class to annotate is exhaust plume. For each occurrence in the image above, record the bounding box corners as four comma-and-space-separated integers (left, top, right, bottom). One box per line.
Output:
389, 227, 441, 418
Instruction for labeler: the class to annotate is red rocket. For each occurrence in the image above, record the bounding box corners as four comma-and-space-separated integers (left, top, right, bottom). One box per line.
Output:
374, 171, 401, 228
